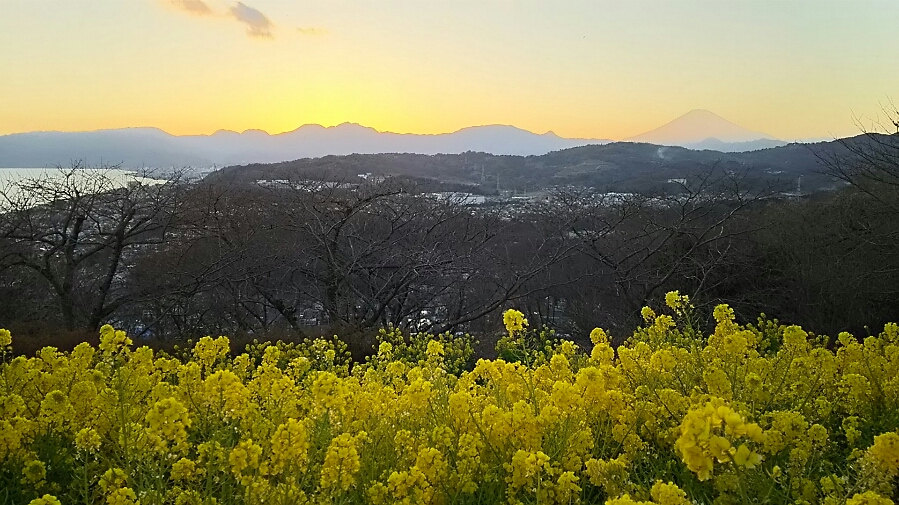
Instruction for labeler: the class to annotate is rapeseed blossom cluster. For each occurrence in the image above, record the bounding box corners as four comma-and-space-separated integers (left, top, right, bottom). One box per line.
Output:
1, 297, 899, 504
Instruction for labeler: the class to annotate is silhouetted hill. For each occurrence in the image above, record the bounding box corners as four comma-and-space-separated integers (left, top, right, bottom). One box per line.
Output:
685, 138, 788, 152
211, 136, 872, 195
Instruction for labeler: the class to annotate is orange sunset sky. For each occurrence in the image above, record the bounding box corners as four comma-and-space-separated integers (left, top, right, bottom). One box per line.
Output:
1, 0, 896, 141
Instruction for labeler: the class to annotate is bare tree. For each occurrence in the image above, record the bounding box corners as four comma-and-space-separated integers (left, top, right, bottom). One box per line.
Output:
543, 166, 770, 333
124, 174, 580, 341
0, 163, 184, 331
272, 178, 576, 335
818, 103, 899, 212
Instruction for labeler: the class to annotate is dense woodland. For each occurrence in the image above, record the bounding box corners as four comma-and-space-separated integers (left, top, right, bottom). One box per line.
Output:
1, 119, 897, 357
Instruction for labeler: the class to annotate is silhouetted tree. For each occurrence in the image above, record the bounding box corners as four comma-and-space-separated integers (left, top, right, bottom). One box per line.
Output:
0, 163, 185, 331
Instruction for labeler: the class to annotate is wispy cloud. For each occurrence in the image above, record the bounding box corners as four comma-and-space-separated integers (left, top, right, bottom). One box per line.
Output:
164, 0, 276, 39
297, 27, 328, 36
229, 2, 273, 39
169, 0, 213, 16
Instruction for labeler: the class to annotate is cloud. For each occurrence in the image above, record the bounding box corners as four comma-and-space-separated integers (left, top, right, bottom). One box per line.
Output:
297, 27, 328, 36
169, 0, 213, 16
164, 0, 275, 39
229, 2, 274, 38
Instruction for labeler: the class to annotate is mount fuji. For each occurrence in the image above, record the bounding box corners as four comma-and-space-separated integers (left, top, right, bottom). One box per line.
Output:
625, 109, 786, 151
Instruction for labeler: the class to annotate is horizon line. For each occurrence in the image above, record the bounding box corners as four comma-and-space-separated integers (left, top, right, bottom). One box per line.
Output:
1, 122, 611, 140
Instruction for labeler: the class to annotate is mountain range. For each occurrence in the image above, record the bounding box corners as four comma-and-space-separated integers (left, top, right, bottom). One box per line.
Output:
0, 124, 605, 170
0, 110, 791, 169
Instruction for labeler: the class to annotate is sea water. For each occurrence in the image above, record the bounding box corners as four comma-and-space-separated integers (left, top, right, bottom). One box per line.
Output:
0, 168, 163, 208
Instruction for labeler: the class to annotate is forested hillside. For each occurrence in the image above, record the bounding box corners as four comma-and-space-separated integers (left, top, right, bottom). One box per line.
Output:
214, 136, 873, 195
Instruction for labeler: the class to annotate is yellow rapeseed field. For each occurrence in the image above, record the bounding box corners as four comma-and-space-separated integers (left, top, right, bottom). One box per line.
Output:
1, 292, 898, 504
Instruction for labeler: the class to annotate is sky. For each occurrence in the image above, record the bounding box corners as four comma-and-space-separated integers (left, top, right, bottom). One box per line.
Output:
0, 0, 896, 141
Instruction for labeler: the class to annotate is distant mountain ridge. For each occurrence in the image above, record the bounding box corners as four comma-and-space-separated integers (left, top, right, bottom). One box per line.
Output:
0, 111, 798, 169
0, 124, 608, 169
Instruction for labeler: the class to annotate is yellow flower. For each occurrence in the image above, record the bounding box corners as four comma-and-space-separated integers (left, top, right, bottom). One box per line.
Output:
171, 458, 197, 481
387, 469, 419, 500
229, 439, 262, 478
665, 291, 681, 310
7, 292, 899, 505
320, 432, 364, 492
99, 325, 132, 354
145, 397, 191, 453
414, 446, 446, 483
39, 390, 74, 430
555, 471, 581, 501
192, 336, 230, 371
505, 450, 550, 489
675, 400, 763, 479
783, 325, 808, 349
605, 495, 648, 505
28, 495, 61, 505
650, 481, 690, 505
75, 428, 102, 453
708, 436, 731, 462
0, 328, 11, 347
843, 416, 862, 445
846, 491, 894, 505
590, 327, 610, 345
367, 482, 388, 504
99, 468, 128, 494
869, 431, 899, 475
21, 459, 46, 485
712, 304, 734, 324
311, 371, 348, 414
503, 309, 528, 333
733, 444, 762, 469
426, 340, 445, 358
201, 370, 250, 420
106, 487, 139, 505
650, 349, 677, 371
270, 418, 310, 474
808, 424, 829, 447
174, 490, 206, 505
